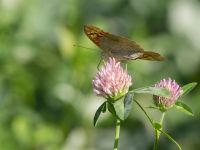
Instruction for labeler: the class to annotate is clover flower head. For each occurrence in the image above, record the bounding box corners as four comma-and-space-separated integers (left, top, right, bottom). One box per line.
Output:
92, 57, 132, 100
153, 78, 183, 108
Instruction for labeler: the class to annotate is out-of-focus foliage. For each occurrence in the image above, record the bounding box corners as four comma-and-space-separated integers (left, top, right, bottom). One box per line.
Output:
0, 0, 199, 149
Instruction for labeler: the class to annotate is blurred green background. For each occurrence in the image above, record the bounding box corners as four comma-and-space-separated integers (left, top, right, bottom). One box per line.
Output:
0, 0, 199, 149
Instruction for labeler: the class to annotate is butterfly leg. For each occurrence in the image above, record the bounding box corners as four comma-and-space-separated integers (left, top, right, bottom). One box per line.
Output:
97, 57, 103, 70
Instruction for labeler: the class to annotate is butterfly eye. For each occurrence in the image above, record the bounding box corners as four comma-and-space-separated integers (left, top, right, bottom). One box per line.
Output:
98, 33, 103, 36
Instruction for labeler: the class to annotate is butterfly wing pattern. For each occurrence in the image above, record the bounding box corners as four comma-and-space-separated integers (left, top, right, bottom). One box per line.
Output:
84, 25, 164, 61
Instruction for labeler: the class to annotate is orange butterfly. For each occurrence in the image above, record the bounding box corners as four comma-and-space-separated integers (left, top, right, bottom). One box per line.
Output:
84, 25, 164, 61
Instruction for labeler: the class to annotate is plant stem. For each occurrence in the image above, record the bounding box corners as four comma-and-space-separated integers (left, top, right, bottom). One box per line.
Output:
114, 119, 121, 150
153, 112, 166, 150
153, 129, 158, 150
133, 99, 154, 126
158, 112, 165, 138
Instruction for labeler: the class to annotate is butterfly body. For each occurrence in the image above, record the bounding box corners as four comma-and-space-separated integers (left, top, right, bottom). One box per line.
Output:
84, 25, 164, 61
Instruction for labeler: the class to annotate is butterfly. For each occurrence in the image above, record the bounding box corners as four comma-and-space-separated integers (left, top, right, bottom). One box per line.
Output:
84, 25, 164, 61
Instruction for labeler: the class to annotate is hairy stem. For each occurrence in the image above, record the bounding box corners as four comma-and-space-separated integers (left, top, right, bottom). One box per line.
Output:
114, 119, 121, 150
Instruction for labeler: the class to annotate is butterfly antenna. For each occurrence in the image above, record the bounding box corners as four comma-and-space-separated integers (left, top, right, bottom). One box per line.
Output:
73, 44, 95, 51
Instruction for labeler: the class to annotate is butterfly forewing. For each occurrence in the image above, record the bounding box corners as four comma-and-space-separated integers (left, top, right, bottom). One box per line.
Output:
84, 25, 164, 61
84, 25, 108, 45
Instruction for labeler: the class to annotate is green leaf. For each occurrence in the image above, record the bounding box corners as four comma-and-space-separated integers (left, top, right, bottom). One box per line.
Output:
174, 101, 194, 116
181, 82, 197, 97
107, 101, 116, 116
124, 92, 134, 119
102, 103, 107, 113
132, 86, 170, 97
93, 101, 107, 126
107, 93, 134, 121
153, 122, 162, 130
113, 99, 125, 120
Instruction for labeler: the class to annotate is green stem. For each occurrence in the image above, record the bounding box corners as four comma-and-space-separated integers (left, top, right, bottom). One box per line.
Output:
133, 99, 181, 149
114, 119, 121, 150
153, 129, 158, 150
133, 99, 154, 126
158, 112, 165, 138
133, 99, 158, 150
158, 129, 182, 150
153, 112, 166, 150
